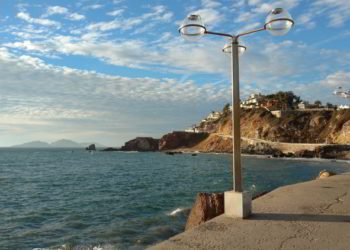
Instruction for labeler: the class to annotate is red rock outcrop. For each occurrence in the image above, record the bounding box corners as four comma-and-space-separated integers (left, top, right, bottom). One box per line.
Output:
185, 193, 224, 231
159, 132, 208, 151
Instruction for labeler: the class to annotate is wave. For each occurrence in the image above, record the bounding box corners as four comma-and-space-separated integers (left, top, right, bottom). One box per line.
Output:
167, 207, 189, 216
33, 243, 117, 250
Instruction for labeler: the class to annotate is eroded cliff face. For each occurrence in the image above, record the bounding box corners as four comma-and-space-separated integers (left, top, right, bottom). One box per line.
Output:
159, 132, 209, 151
212, 109, 350, 144
177, 108, 350, 155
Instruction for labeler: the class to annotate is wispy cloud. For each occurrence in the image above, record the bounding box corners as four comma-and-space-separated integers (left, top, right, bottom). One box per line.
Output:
107, 9, 124, 17
88, 5, 173, 32
320, 71, 350, 87
313, 0, 350, 27
45, 6, 85, 21
17, 12, 60, 27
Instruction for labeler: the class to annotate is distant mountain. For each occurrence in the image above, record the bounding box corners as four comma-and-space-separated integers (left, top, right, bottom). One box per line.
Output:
13, 139, 106, 148
13, 141, 50, 148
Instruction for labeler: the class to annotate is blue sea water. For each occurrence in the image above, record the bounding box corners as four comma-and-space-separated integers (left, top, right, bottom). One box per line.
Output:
1, 148, 350, 250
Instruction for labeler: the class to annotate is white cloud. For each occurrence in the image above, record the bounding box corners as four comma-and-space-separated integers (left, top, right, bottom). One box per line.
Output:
85, 4, 103, 10
4, 40, 51, 53
320, 71, 350, 87
233, 0, 300, 27
46, 6, 68, 15
88, 5, 173, 31
17, 12, 60, 27
87, 18, 143, 31
68, 13, 85, 21
107, 9, 124, 17
313, 0, 350, 27
201, 0, 221, 8
191, 8, 223, 27
45, 6, 85, 21
296, 13, 316, 29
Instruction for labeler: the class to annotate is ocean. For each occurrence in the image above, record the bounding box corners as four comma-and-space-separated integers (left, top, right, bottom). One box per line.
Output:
1, 148, 350, 249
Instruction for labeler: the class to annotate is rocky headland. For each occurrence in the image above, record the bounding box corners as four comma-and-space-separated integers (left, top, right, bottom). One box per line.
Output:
175, 108, 350, 159
111, 106, 350, 159
121, 137, 159, 152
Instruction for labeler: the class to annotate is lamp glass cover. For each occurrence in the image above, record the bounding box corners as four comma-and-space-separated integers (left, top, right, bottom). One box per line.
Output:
179, 14, 206, 41
265, 8, 293, 36
222, 44, 246, 56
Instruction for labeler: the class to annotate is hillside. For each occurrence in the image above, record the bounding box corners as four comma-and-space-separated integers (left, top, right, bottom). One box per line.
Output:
168, 108, 350, 157
206, 108, 350, 144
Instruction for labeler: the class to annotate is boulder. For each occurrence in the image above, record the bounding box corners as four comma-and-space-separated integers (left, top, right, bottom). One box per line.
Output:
121, 137, 159, 152
315, 145, 350, 159
185, 193, 224, 231
241, 142, 284, 156
294, 149, 315, 158
317, 170, 336, 179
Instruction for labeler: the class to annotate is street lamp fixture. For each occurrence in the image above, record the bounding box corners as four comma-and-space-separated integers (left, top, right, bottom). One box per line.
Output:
222, 43, 247, 55
179, 8, 294, 218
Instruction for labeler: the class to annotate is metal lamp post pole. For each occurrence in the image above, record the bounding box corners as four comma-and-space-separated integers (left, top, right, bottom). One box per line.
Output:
179, 8, 294, 218
231, 39, 242, 192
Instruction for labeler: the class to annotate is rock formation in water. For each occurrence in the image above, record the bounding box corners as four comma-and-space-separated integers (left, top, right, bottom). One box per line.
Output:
101, 147, 120, 152
86, 144, 96, 151
121, 137, 159, 152
185, 193, 224, 231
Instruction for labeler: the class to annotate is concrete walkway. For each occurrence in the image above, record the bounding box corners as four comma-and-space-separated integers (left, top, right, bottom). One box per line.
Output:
150, 173, 350, 250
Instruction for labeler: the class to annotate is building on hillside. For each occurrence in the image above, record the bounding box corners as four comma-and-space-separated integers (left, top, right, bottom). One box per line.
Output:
185, 127, 199, 133
298, 101, 327, 110
241, 93, 264, 109
298, 101, 309, 110
338, 105, 350, 110
206, 111, 222, 121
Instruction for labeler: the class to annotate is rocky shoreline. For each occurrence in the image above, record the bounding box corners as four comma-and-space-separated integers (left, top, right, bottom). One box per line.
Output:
102, 108, 350, 160
102, 133, 350, 160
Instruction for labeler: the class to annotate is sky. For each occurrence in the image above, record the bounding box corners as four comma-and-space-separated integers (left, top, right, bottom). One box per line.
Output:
0, 0, 350, 147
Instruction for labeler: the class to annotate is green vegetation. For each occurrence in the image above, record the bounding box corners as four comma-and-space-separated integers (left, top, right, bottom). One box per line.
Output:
265, 91, 301, 109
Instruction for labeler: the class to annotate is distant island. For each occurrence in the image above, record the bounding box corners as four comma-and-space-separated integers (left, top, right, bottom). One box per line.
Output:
13, 139, 105, 149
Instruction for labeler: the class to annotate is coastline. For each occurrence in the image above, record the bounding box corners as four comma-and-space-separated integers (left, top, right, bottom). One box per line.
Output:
169, 149, 350, 163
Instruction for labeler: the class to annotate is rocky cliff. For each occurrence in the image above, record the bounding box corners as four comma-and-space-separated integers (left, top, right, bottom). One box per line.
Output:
159, 132, 209, 151
177, 108, 350, 157
121, 137, 159, 152
214, 109, 350, 144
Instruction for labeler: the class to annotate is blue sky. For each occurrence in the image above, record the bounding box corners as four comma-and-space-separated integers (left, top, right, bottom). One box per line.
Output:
0, 0, 350, 146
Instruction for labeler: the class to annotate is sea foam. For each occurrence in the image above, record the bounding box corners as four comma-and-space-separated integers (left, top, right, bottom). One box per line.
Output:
167, 207, 189, 216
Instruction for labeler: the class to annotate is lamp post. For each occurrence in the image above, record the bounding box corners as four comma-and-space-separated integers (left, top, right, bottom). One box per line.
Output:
179, 8, 294, 218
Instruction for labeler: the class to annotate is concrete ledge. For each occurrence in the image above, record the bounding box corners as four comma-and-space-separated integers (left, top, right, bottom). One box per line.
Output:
149, 173, 350, 250
224, 191, 252, 218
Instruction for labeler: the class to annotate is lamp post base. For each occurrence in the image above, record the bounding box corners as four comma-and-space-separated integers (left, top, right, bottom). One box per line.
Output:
224, 191, 252, 218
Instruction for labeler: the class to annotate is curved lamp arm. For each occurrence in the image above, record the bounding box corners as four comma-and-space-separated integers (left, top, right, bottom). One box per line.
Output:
205, 30, 234, 38
236, 27, 266, 40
